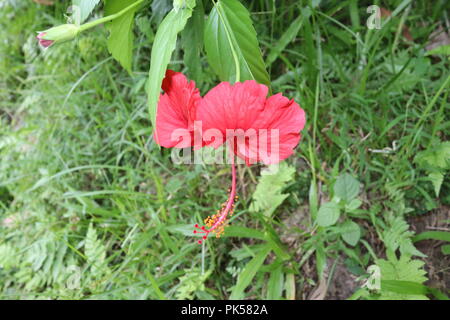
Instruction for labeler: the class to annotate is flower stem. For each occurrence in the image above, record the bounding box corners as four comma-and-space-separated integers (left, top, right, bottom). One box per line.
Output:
79, 0, 145, 33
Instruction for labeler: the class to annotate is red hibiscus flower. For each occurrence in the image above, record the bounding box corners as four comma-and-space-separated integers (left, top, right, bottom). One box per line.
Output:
155, 70, 306, 243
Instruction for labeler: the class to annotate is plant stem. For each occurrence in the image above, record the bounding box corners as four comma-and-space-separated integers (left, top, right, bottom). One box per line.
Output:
79, 0, 145, 33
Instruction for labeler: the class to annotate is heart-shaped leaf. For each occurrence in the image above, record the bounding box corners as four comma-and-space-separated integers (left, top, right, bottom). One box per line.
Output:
334, 173, 360, 202
339, 220, 361, 246
317, 201, 340, 227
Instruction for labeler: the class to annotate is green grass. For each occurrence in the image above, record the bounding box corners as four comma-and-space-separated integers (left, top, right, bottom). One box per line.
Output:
0, 0, 449, 300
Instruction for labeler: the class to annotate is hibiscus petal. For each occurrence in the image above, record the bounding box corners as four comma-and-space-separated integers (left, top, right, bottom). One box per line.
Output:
253, 93, 306, 164
154, 70, 201, 148
197, 80, 268, 148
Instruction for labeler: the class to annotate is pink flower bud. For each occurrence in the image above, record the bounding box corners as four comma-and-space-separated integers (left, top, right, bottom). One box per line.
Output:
36, 24, 80, 48
37, 32, 54, 48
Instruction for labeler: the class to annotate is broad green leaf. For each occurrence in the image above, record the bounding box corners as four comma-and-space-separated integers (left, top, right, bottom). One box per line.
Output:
333, 173, 360, 202
72, 0, 100, 24
266, 265, 284, 300
148, 6, 194, 130
345, 198, 362, 211
230, 245, 271, 300
104, 0, 141, 73
266, 15, 303, 66
204, 0, 270, 86
316, 201, 340, 227
181, 0, 205, 80
339, 220, 361, 246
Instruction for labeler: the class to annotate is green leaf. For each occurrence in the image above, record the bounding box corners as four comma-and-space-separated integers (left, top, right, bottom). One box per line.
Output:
383, 216, 426, 258
266, 265, 284, 300
230, 245, 271, 299
285, 273, 296, 300
166, 224, 203, 238
148, 6, 194, 130
175, 268, 211, 300
381, 280, 448, 301
429, 172, 444, 197
204, 0, 270, 86
181, 0, 205, 81
72, 0, 100, 24
333, 173, 360, 202
266, 15, 303, 66
315, 245, 327, 279
0, 244, 17, 270
223, 225, 266, 240
265, 231, 291, 261
375, 255, 429, 300
425, 44, 450, 56
316, 201, 340, 227
381, 280, 428, 296
151, 0, 172, 24
104, 0, 141, 73
250, 163, 295, 217
442, 244, 450, 255
339, 220, 361, 246
309, 180, 319, 219
85, 223, 110, 277
173, 0, 195, 11
413, 231, 450, 243
345, 198, 362, 211
415, 141, 450, 196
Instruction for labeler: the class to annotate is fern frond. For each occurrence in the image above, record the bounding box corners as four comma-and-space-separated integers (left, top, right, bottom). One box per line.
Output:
250, 163, 295, 217
85, 223, 110, 278
376, 255, 428, 300
382, 216, 426, 259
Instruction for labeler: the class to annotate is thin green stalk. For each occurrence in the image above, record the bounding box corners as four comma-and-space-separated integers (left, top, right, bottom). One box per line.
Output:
79, 0, 145, 33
